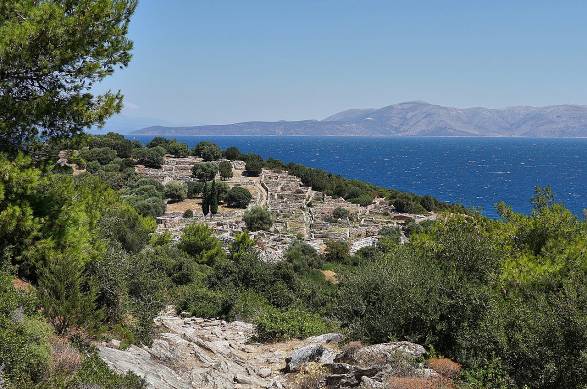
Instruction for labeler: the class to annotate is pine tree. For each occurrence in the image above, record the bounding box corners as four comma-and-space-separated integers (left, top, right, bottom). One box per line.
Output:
38, 255, 100, 334
210, 180, 219, 216
201, 182, 210, 217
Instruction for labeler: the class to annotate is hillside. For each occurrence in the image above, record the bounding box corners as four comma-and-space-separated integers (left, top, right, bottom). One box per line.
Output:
133, 102, 587, 137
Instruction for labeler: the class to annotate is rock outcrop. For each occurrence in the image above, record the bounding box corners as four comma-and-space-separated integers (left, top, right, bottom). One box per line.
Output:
97, 307, 342, 388
97, 308, 454, 389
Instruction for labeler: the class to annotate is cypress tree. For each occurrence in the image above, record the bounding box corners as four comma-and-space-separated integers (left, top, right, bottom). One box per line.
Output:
210, 180, 219, 216
201, 182, 210, 217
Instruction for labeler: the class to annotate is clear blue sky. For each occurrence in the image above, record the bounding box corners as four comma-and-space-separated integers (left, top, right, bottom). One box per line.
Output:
98, 0, 587, 129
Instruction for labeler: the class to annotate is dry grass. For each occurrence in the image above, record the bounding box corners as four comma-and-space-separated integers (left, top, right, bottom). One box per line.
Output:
386, 376, 455, 389
165, 198, 201, 213
427, 358, 461, 379
333, 340, 363, 363
290, 362, 328, 389
50, 336, 82, 375
12, 278, 31, 291
320, 270, 338, 284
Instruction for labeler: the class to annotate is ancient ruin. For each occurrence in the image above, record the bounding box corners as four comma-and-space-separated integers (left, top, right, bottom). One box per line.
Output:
138, 156, 435, 261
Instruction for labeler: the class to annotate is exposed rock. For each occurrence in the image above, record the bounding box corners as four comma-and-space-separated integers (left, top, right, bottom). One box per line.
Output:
96, 308, 442, 389
352, 341, 426, 367
305, 333, 343, 345
98, 308, 286, 388
359, 376, 384, 389
285, 344, 326, 372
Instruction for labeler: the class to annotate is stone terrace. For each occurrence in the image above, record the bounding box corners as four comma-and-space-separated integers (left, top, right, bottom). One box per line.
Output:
136, 157, 433, 262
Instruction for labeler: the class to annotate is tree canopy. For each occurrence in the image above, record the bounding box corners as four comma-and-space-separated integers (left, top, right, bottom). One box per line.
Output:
0, 0, 137, 153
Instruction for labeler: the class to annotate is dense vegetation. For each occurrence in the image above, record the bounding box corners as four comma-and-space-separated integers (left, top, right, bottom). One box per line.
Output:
2, 135, 586, 388
0, 2, 585, 388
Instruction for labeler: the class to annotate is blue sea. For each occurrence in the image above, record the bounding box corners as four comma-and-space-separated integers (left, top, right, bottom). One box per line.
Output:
130, 136, 587, 218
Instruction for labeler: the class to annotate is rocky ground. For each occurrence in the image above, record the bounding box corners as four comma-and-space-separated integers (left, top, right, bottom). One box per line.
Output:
98, 308, 458, 389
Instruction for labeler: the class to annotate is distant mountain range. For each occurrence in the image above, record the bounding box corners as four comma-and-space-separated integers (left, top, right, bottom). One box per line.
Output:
132, 102, 587, 137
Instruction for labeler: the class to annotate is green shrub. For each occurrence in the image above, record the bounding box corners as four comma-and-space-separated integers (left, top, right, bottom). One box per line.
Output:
323, 239, 350, 264
392, 198, 427, 214
225, 186, 252, 208
165, 140, 189, 157
69, 353, 145, 388
245, 159, 263, 177
187, 181, 205, 198
193, 141, 222, 161
255, 307, 331, 341
133, 147, 164, 168
218, 161, 233, 180
224, 146, 241, 160
176, 284, 229, 318
178, 223, 225, 264
98, 205, 155, 253
285, 241, 323, 272
38, 256, 101, 335
228, 290, 273, 322
129, 196, 165, 218
348, 193, 374, 206
331, 207, 350, 220
79, 147, 117, 165
243, 206, 272, 231
164, 180, 187, 203
86, 160, 101, 173
0, 274, 53, 387
191, 162, 218, 181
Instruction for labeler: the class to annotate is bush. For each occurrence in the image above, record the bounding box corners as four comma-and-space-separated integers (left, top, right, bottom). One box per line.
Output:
193, 141, 222, 161
86, 160, 101, 173
0, 274, 53, 387
165, 140, 189, 157
133, 147, 164, 168
90, 133, 135, 158
224, 146, 241, 160
243, 206, 273, 231
164, 180, 187, 203
218, 161, 233, 180
69, 353, 145, 388
227, 290, 273, 322
192, 162, 218, 181
245, 159, 263, 177
178, 223, 225, 264
255, 307, 331, 341
38, 257, 101, 335
225, 186, 252, 208
98, 205, 155, 253
332, 207, 350, 220
130, 196, 165, 218
175, 284, 229, 318
79, 147, 117, 165
285, 241, 323, 272
187, 181, 205, 198
392, 198, 427, 214
348, 192, 374, 206
183, 209, 193, 218
323, 239, 350, 263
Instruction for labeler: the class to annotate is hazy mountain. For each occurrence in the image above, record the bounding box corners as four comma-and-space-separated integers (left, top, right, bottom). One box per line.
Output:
133, 102, 587, 137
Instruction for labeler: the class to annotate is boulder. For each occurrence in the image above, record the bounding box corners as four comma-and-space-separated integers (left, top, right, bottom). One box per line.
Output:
352, 341, 426, 367
305, 333, 344, 345
285, 344, 325, 372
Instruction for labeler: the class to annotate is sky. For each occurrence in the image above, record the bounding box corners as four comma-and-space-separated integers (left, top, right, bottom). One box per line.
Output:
98, 0, 587, 130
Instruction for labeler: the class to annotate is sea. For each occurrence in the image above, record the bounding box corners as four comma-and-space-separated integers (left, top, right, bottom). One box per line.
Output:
129, 135, 587, 219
